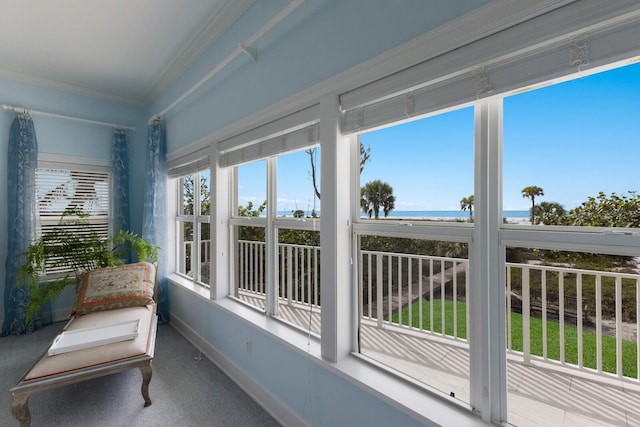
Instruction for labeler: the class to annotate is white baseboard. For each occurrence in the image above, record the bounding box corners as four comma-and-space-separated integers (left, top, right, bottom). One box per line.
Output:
169, 314, 309, 427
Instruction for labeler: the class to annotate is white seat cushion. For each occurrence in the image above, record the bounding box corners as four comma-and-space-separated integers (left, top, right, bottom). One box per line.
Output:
25, 305, 155, 381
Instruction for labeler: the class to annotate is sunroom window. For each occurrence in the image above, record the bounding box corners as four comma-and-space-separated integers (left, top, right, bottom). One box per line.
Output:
36, 163, 110, 276
353, 106, 475, 404
222, 105, 322, 333
175, 169, 211, 286
501, 62, 640, 425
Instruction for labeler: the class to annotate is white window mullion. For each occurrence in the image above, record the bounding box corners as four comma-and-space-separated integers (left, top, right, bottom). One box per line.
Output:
471, 99, 506, 423
212, 149, 230, 299
194, 172, 202, 283
265, 157, 279, 316
320, 93, 352, 362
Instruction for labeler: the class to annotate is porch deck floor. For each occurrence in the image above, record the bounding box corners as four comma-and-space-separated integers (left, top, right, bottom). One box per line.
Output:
241, 294, 640, 426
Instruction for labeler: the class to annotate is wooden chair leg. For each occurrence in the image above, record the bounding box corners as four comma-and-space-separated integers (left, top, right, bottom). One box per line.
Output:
140, 363, 153, 407
11, 393, 31, 427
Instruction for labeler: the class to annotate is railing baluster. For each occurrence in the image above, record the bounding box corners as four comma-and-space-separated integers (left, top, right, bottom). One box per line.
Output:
294, 247, 299, 304
367, 253, 372, 319
260, 242, 265, 294
559, 272, 565, 365
307, 247, 312, 307
466, 261, 469, 343
408, 256, 413, 329
523, 266, 531, 365
596, 274, 603, 374
636, 277, 640, 380
377, 254, 383, 328
440, 259, 445, 337
398, 256, 403, 327
314, 247, 319, 307
453, 260, 458, 339
507, 265, 512, 351
418, 259, 423, 332
429, 259, 434, 334
542, 270, 547, 360
577, 273, 583, 369
615, 276, 622, 378
287, 246, 293, 305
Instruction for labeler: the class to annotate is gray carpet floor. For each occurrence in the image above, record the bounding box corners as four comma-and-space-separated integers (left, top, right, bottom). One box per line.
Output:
1, 322, 281, 426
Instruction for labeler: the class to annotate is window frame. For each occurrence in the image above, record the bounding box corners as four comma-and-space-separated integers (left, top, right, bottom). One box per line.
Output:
173, 168, 211, 287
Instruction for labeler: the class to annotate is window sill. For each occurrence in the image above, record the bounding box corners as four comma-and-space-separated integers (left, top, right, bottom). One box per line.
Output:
167, 273, 210, 299
167, 274, 484, 426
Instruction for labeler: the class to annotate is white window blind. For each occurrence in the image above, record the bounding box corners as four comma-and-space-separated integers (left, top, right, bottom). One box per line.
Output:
168, 145, 211, 178
218, 104, 320, 167
36, 167, 110, 275
340, 9, 640, 134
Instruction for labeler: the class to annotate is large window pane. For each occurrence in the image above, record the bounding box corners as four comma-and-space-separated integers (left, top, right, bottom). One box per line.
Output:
275, 228, 320, 334
234, 161, 267, 311
277, 149, 320, 218
175, 170, 210, 286
358, 107, 474, 222
177, 220, 193, 277
357, 235, 470, 404
235, 225, 266, 311
238, 160, 266, 216
505, 245, 639, 425
503, 63, 640, 227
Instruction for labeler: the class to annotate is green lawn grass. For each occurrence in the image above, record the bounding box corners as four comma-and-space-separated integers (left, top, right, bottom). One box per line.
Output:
391, 298, 638, 378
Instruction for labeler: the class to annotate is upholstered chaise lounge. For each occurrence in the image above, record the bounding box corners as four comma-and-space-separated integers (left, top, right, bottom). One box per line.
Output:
9, 262, 158, 427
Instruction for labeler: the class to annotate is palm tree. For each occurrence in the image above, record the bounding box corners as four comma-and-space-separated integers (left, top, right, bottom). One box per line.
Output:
521, 185, 544, 224
361, 180, 395, 219
532, 201, 566, 225
460, 195, 474, 221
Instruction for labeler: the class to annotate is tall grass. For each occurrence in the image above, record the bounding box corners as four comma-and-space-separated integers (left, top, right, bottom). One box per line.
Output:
391, 298, 638, 378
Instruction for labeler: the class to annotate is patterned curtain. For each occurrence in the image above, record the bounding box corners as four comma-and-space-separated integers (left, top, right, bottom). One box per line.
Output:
142, 121, 169, 322
111, 130, 130, 262
2, 114, 49, 335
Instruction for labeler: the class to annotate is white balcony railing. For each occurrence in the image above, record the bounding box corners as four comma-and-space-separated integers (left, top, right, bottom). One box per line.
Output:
235, 239, 640, 381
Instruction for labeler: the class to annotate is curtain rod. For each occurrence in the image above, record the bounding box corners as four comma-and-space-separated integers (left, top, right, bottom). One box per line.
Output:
148, 0, 303, 124
1, 104, 136, 131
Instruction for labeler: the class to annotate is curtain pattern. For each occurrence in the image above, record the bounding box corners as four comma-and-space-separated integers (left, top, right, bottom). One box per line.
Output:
2, 114, 48, 335
142, 121, 169, 322
111, 130, 130, 235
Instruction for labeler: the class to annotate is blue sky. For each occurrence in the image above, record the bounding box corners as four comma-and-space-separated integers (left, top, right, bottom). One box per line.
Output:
238, 62, 640, 213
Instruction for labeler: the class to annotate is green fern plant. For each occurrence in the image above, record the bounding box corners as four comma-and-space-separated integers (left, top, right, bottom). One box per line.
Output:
19, 209, 158, 324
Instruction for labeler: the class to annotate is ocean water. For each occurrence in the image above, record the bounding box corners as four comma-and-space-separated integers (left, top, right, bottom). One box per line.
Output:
277, 210, 529, 218
385, 210, 529, 219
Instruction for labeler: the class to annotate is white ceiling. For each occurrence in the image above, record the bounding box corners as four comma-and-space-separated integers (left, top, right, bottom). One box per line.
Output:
0, 0, 254, 106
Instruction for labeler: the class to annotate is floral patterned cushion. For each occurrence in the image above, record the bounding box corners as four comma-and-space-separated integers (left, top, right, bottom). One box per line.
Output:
72, 262, 156, 316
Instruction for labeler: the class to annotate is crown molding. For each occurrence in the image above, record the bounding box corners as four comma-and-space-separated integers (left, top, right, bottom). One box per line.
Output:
0, 67, 144, 107
142, 0, 255, 105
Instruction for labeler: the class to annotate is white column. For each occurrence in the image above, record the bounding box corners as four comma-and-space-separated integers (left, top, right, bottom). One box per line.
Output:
320, 93, 352, 362
470, 99, 506, 423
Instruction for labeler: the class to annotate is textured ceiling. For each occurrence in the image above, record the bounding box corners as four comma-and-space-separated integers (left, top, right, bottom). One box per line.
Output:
0, 0, 253, 105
